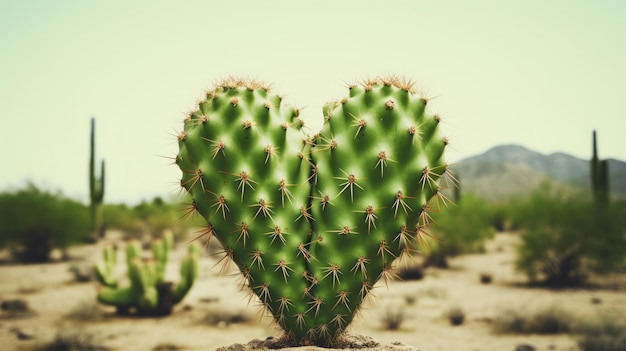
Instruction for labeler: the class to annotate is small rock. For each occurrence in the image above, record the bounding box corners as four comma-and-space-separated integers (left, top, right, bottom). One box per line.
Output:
515, 344, 535, 351
10, 327, 36, 340
1, 299, 29, 312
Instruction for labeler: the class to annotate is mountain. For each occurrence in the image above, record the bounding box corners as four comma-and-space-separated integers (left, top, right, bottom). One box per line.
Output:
452, 144, 626, 201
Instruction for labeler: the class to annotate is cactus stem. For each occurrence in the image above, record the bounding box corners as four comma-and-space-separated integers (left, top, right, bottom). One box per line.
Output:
274, 259, 294, 282
375, 150, 397, 178
392, 191, 414, 217
226, 171, 256, 200
393, 225, 411, 248
294, 312, 306, 330
210, 192, 230, 219
433, 186, 454, 208
351, 256, 369, 278
233, 222, 250, 247
254, 282, 272, 303
358, 281, 372, 300
317, 324, 331, 339
295, 205, 314, 223
441, 164, 459, 188
328, 225, 359, 236
188, 224, 216, 249
251, 249, 265, 269
332, 291, 351, 311
213, 247, 234, 270
417, 203, 436, 228
314, 191, 331, 210
181, 168, 205, 192
330, 314, 347, 329
297, 242, 314, 262
349, 113, 368, 138
322, 263, 343, 288
313, 134, 338, 152
202, 137, 226, 160
277, 296, 294, 313
355, 205, 378, 233
265, 145, 278, 163
278, 179, 294, 206
251, 199, 275, 223
335, 169, 364, 202
179, 199, 200, 221
397, 247, 419, 265
385, 99, 396, 110
408, 123, 423, 144
377, 240, 395, 265
265, 226, 288, 245
306, 297, 324, 317
377, 265, 398, 288
419, 166, 439, 191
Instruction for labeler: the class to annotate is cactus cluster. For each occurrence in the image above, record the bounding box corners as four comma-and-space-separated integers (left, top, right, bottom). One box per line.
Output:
175, 77, 451, 344
95, 231, 200, 316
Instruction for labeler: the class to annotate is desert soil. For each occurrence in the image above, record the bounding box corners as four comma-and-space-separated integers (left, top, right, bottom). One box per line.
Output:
1, 231, 625, 351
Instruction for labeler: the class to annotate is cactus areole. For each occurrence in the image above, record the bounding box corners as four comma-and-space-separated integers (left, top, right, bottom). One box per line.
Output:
176, 77, 452, 345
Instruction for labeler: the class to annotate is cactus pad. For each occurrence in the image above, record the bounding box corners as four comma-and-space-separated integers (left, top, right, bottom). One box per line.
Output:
176, 77, 451, 345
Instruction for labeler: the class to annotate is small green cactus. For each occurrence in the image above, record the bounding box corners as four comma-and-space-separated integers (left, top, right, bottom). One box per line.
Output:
175, 77, 451, 345
95, 231, 199, 316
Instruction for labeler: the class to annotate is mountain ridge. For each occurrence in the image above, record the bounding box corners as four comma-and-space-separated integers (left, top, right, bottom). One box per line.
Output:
452, 144, 626, 201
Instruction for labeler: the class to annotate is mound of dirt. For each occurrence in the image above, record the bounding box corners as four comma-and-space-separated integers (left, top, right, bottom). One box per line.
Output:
215, 333, 420, 351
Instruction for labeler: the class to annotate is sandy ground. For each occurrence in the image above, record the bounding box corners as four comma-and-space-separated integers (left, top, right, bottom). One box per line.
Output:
1, 231, 625, 351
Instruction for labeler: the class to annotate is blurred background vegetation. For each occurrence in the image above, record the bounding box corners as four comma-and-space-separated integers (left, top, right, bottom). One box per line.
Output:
0, 185, 202, 263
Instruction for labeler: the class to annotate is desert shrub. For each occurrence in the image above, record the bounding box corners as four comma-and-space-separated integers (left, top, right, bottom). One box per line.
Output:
0, 184, 90, 262
132, 196, 202, 240
101, 203, 141, 234
479, 273, 493, 284
513, 183, 626, 286
34, 329, 107, 351
578, 312, 626, 351
396, 264, 424, 281
494, 305, 574, 334
380, 305, 406, 330
445, 306, 466, 326
424, 193, 495, 267
65, 300, 102, 321
201, 307, 251, 326
103, 196, 203, 241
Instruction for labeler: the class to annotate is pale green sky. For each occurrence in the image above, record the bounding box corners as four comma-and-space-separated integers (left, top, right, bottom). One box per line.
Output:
1, 0, 625, 204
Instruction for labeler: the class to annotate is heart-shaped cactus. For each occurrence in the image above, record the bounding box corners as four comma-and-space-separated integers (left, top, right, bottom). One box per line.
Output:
175, 77, 451, 345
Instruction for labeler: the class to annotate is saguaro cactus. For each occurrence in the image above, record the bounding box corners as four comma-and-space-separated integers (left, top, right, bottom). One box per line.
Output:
89, 117, 106, 238
175, 77, 451, 345
590, 130, 610, 205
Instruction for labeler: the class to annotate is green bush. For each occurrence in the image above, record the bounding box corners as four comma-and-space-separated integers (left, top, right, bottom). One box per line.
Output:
424, 193, 495, 267
578, 312, 626, 351
102, 196, 204, 241
132, 196, 199, 240
0, 184, 90, 262
513, 182, 626, 286
493, 305, 574, 334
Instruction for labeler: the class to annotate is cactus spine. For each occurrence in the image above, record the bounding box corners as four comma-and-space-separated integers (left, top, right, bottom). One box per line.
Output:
590, 130, 610, 205
175, 77, 450, 345
95, 231, 200, 316
89, 117, 106, 239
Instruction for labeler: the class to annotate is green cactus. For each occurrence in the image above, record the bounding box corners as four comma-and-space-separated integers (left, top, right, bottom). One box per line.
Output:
590, 130, 610, 205
89, 117, 106, 239
176, 77, 451, 345
95, 231, 200, 316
